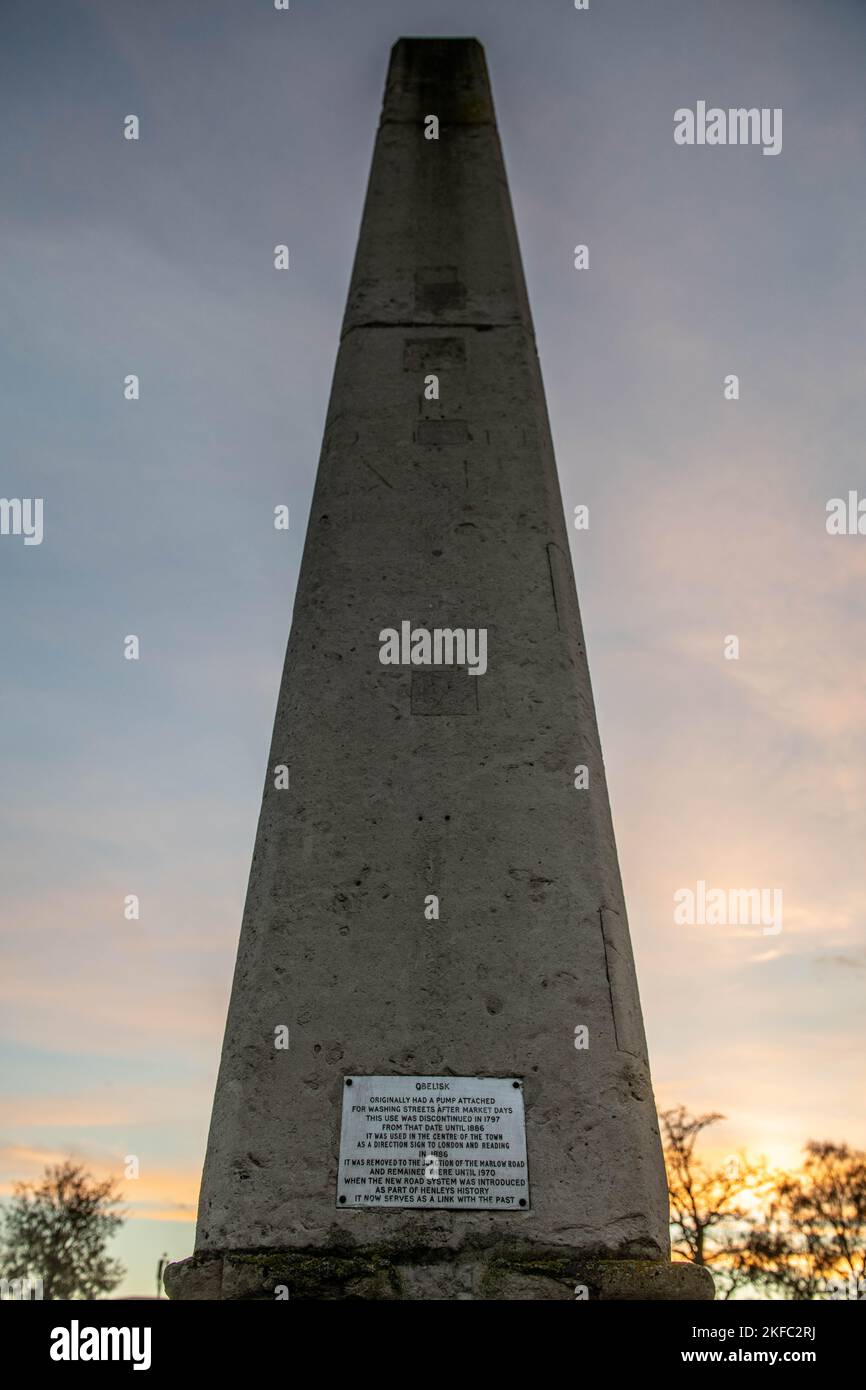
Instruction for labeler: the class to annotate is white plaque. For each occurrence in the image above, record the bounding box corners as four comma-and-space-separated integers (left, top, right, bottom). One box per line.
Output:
336, 1075, 530, 1210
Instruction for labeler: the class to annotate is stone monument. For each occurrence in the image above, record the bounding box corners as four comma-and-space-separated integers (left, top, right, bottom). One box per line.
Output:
166, 37, 713, 1301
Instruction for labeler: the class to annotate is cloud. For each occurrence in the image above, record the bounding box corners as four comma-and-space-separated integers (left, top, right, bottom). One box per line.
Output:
0, 1142, 198, 1222
815, 951, 866, 971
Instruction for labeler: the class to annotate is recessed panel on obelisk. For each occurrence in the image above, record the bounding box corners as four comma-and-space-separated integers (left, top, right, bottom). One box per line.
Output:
166, 37, 713, 1301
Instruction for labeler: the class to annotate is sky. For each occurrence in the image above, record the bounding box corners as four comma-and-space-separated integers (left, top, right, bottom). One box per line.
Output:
1, 0, 865, 1296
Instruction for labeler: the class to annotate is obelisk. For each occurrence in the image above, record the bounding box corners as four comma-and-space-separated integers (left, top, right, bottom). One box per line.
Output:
167, 38, 712, 1301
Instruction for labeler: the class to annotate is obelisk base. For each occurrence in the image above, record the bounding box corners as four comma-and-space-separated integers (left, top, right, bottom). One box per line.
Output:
165, 1246, 714, 1301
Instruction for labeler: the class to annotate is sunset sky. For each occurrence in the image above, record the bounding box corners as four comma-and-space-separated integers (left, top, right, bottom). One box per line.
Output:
2, 0, 865, 1295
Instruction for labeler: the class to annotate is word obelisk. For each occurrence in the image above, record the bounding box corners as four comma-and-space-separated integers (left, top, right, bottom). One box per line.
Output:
167, 38, 712, 1301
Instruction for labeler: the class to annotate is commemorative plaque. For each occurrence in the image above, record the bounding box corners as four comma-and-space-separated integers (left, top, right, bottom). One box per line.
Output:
337, 1075, 530, 1210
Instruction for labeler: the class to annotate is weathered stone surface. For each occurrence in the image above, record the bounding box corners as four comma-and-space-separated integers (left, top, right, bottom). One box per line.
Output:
165, 1248, 714, 1302
169, 37, 710, 1301
164, 1252, 222, 1302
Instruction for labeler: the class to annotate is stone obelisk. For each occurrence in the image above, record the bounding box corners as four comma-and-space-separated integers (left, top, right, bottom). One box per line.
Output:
167, 38, 712, 1301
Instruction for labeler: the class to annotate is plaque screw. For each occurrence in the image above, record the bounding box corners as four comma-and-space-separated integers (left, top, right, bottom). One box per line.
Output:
338, 1195, 347, 1204
519, 1199, 527, 1207
345, 1078, 353, 1086
512, 1081, 520, 1089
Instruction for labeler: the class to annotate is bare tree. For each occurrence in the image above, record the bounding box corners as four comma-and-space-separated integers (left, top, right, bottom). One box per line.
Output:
1, 1161, 126, 1300
661, 1106, 766, 1298
740, 1142, 866, 1299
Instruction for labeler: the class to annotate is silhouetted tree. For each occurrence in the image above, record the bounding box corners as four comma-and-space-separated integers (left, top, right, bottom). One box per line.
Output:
1, 1161, 125, 1300
739, 1142, 866, 1299
661, 1106, 768, 1298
